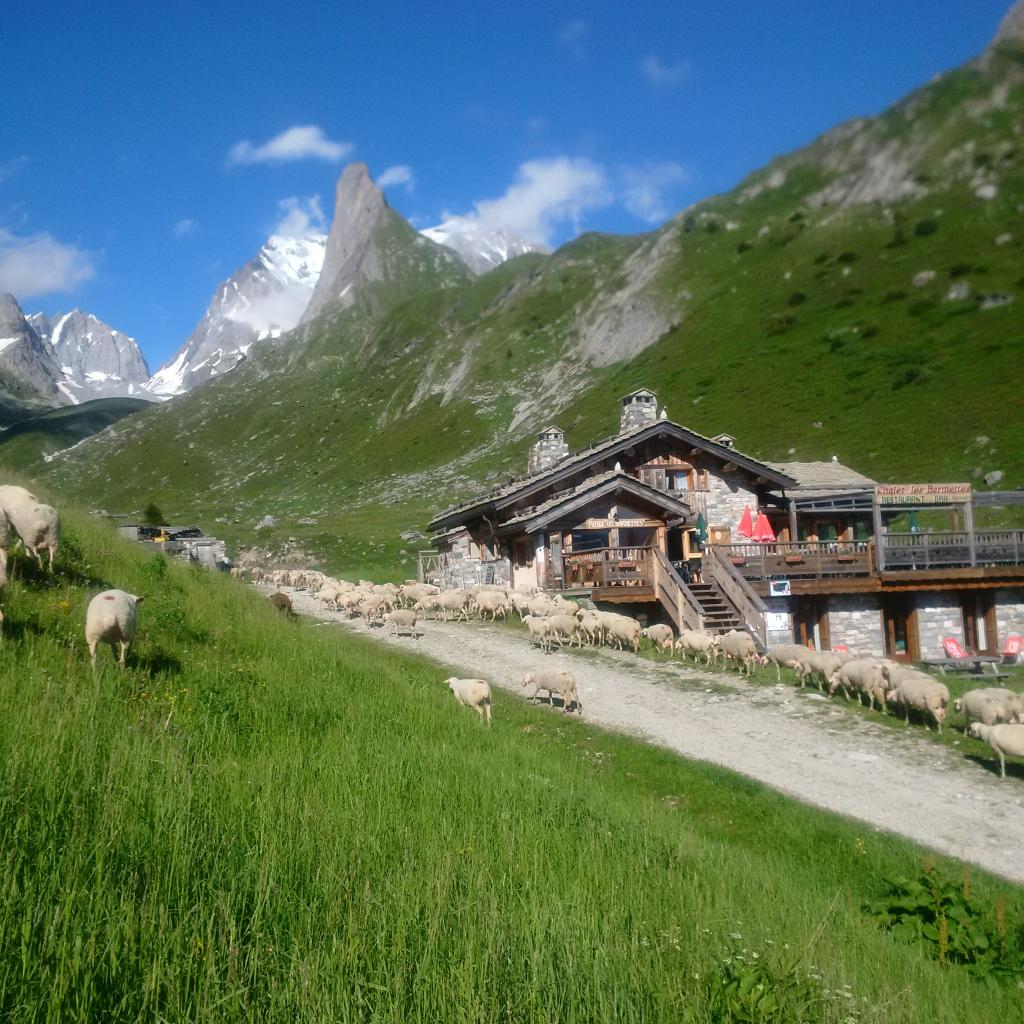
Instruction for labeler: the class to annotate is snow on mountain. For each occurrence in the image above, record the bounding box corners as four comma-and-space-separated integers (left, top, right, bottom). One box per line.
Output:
0, 293, 63, 404
149, 234, 326, 397
420, 219, 546, 274
28, 309, 152, 404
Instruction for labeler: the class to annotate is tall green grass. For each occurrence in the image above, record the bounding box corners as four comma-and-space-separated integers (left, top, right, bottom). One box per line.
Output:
0, 511, 1021, 1021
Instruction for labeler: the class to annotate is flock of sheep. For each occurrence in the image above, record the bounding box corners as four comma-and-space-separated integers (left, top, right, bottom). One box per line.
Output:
0, 484, 143, 667
253, 567, 1024, 779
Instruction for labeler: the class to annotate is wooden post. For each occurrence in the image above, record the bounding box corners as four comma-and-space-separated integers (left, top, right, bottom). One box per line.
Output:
965, 498, 976, 567
788, 498, 798, 545
872, 495, 885, 572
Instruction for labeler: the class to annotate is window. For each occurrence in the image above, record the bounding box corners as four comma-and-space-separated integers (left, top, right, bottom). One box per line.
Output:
571, 530, 609, 552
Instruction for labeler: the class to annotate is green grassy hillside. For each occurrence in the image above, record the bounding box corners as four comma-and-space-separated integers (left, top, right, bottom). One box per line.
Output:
35, 38, 1024, 572
0, 396, 152, 471
0, 508, 1021, 1020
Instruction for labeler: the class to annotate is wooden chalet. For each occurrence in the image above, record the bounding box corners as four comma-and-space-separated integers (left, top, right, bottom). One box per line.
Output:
427, 389, 1024, 661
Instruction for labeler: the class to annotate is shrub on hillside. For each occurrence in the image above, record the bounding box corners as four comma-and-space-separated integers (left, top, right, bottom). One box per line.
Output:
914, 219, 939, 237
787, 291, 807, 306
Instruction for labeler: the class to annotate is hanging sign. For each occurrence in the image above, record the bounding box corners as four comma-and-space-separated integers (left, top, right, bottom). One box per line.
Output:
581, 517, 660, 529
874, 483, 972, 507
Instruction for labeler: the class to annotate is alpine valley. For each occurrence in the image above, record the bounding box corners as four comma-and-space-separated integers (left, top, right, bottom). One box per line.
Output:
9, 5, 1024, 574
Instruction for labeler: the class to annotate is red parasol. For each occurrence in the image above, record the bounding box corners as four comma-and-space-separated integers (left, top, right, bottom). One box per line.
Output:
736, 505, 754, 539
751, 511, 776, 543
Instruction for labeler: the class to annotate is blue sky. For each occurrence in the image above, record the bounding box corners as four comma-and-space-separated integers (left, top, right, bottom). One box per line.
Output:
1, 0, 1012, 369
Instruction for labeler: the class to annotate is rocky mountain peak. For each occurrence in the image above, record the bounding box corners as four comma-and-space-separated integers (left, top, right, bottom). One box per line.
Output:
0, 293, 62, 403
992, 0, 1024, 48
300, 163, 469, 324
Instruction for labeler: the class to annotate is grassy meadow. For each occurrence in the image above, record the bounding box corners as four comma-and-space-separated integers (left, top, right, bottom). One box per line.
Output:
1, 508, 1022, 1021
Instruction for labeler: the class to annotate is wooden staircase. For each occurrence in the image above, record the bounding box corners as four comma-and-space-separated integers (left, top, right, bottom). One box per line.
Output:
686, 582, 744, 634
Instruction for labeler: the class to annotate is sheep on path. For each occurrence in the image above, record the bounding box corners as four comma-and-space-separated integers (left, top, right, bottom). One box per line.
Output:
445, 677, 492, 724
801, 650, 843, 692
719, 630, 762, 675
522, 669, 582, 713
642, 624, 675, 654
269, 592, 295, 616
523, 614, 556, 654
954, 688, 1023, 734
764, 643, 812, 682
968, 723, 1024, 779
885, 673, 949, 732
386, 608, 419, 638
605, 614, 642, 654
86, 590, 143, 668
675, 630, 719, 665
474, 590, 511, 622
830, 660, 887, 711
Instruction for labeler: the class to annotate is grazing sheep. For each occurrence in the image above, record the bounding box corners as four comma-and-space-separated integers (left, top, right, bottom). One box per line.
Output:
435, 589, 472, 622
269, 592, 295, 616
526, 596, 557, 619
445, 677, 492, 724
718, 630, 762, 675
548, 613, 583, 647
86, 590, 143, 668
675, 629, 720, 665
764, 643, 813, 682
386, 608, 418, 637
968, 722, 1024, 779
5, 499, 60, 572
474, 589, 511, 621
642, 624, 675, 654
801, 650, 843, 692
523, 614, 556, 654
604, 614, 642, 653
830, 660, 887, 711
522, 669, 582, 713
885, 674, 950, 732
954, 688, 1023, 734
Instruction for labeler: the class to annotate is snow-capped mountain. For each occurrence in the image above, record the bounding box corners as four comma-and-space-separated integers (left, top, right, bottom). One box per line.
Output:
420, 219, 546, 274
28, 309, 152, 403
0, 293, 63, 403
149, 233, 326, 396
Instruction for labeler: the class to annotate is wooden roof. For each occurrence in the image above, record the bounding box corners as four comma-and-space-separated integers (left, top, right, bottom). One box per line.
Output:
429, 419, 797, 532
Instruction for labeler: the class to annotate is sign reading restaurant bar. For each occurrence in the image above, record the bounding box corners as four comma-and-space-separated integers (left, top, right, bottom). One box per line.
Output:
874, 483, 972, 507
581, 517, 661, 529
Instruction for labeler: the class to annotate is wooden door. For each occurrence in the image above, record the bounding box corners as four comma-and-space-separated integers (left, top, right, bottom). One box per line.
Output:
881, 597, 918, 662
793, 598, 830, 651
961, 592, 996, 654
549, 534, 563, 588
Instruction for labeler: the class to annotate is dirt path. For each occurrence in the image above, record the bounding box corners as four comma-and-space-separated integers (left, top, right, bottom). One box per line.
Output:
274, 587, 1024, 884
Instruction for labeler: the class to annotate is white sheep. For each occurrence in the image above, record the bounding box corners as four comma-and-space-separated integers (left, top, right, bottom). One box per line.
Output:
522, 614, 556, 654
801, 650, 843, 692
718, 630, 761, 675
954, 688, 1023, 734
522, 669, 582, 713
764, 643, 813, 682
2, 495, 60, 572
675, 629, 720, 665
968, 722, 1024, 779
85, 590, 143, 668
385, 608, 419, 637
547, 613, 582, 647
445, 677, 492, 724
604, 614, 642, 653
830, 660, 887, 711
642, 623, 675, 654
575, 609, 604, 645
884, 672, 949, 732
474, 590, 511, 621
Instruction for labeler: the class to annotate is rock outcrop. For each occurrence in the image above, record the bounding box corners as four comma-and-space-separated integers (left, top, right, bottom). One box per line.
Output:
0, 293, 63, 403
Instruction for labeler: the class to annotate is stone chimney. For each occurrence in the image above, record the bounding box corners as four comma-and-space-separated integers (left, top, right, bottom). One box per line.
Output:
528, 426, 570, 475
619, 388, 658, 433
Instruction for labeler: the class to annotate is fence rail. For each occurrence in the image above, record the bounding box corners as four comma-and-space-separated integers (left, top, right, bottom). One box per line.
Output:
714, 540, 874, 581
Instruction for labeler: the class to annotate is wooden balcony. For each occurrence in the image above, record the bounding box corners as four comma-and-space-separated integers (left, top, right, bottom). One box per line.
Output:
716, 541, 874, 582
880, 530, 1024, 571
563, 546, 654, 591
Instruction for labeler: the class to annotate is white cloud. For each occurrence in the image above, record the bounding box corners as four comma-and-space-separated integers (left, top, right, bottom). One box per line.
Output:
273, 195, 326, 238
639, 54, 692, 88
172, 217, 198, 239
558, 19, 588, 59
377, 165, 415, 193
228, 125, 353, 166
620, 161, 692, 222
0, 156, 29, 183
227, 288, 314, 335
0, 227, 95, 298
439, 158, 612, 247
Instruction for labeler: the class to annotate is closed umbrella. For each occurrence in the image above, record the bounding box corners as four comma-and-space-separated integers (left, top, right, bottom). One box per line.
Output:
737, 505, 754, 539
695, 512, 708, 545
751, 511, 776, 543
908, 510, 921, 533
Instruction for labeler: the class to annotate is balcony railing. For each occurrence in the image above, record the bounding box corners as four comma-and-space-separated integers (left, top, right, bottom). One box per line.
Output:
715, 540, 874, 581
881, 530, 1024, 570
563, 546, 654, 589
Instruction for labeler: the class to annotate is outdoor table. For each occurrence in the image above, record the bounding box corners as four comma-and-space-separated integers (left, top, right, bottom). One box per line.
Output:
920, 655, 1002, 675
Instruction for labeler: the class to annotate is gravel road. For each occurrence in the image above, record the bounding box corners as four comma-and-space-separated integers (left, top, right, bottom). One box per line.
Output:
274, 587, 1024, 884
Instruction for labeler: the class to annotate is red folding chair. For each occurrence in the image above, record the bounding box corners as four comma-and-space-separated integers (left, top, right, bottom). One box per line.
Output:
941, 636, 975, 660
1002, 634, 1023, 665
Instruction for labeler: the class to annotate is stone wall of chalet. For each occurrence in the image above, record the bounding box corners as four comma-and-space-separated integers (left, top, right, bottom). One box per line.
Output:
995, 590, 1024, 649
704, 470, 758, 536
914, 593, 963, 659
826, 595, 884, 656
